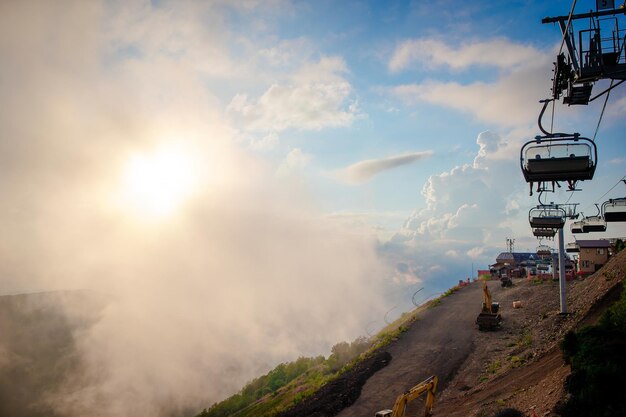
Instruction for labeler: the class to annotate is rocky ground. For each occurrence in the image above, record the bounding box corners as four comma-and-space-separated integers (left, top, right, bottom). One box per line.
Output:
433, 249, 626, 417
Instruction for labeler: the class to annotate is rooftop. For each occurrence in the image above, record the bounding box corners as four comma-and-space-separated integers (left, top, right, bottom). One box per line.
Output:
576, 239, 611, 248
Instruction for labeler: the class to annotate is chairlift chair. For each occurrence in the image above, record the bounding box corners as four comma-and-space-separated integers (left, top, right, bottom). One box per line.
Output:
520, 136, 597, 184
603, 197, 626, 222
533, 228, 557, 238
566, 242, 580, 253
529, 206, 567, 229
536, 244, 552, 257
570, 219, 586, 233
581, 215, 607, 232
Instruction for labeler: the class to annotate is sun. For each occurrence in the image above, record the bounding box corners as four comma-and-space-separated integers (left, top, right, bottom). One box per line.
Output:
120, 143, 199, 218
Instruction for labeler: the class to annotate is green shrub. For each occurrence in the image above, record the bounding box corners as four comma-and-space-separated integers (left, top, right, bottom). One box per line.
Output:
517, 329, 533, 348
486, 360, 501, 374
559, 286, 626, 417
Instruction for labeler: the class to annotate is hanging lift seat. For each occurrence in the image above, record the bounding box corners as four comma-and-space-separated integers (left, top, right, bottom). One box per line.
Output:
530, 216, 565, 228
536, 245, 552, 257
525, 156, 592, 181
533, 228, 557, 238
570, 220, 585, 234
603, 198, 626, 222
581, 216, 607, 232
529, 206, 567, 229
520, 136, 597, 183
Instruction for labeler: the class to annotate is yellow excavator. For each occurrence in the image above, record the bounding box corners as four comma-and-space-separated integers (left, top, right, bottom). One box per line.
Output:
374, 375, 438, 417
476, 280, 502, 331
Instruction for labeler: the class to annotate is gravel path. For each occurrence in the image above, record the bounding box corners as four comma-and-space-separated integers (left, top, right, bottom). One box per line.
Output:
336, 282, 485, 417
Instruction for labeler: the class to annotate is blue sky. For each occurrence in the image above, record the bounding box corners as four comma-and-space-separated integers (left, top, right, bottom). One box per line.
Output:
1, 0, 625, 412
212, 0, 626, 286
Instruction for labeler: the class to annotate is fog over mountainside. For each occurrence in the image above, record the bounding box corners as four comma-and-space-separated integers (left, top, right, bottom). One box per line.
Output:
0, 2, 388, 416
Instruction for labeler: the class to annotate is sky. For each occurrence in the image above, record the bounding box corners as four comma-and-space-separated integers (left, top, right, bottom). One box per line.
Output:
1, 0, 625, 415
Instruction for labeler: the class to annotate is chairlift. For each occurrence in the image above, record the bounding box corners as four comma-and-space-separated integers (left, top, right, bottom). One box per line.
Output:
529, 205, 567, 229
581, 215, 607, 232
602, 197, 626, 222
520, 135, 597, 184
536, 244, 552, 257
533, 228, 557, 238
566, 242, 580, 253
570, 219, 586, 233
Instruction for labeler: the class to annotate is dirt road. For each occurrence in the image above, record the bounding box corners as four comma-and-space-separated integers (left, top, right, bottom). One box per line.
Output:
337, 282, 487, 417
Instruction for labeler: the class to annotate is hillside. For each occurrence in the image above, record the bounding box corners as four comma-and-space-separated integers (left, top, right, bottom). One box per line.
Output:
1, 251, 624, 417
0, 290, 107, 417
436, 249, 626, 417
217, 249, 626, 417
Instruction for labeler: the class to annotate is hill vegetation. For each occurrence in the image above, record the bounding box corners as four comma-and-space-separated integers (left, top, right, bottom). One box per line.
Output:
196, 304, 430, 417
197, 338, 371, 417
560, 283, 626, 417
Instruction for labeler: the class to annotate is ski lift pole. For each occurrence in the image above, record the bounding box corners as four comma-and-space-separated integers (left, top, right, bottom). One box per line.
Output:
558, 227, 567, 314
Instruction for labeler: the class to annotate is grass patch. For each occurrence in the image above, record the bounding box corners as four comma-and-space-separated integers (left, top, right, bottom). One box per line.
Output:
509, 355, 525, 368
486, 360, 501, 374
517, 329, 533, 348
442, 286, 460, 297
428, 298, 442, 308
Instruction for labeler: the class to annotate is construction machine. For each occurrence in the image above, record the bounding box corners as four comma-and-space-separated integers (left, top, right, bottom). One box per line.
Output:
375, 375, 438, 417
476, 281, 502, 331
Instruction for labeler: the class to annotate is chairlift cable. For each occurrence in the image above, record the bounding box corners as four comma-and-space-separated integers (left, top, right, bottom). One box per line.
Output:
589, 79, 626, 102
591, 79, 613, 142
593, 174, 626, 205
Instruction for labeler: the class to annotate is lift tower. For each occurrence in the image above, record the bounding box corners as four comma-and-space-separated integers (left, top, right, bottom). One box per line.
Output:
543, 3, 626, 105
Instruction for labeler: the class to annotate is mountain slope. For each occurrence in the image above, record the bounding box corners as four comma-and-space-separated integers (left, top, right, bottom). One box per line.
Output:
267, 250, 626, 417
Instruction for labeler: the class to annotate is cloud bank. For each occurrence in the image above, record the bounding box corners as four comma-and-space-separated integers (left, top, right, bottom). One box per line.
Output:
378, 131, 533, 293
386, 37, 552, 128
389, 37, 545, 72
227, 56, 360, 133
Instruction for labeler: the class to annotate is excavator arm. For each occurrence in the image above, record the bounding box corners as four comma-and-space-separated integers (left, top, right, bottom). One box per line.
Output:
376, 375, 438, 417
482, 280, 493, 313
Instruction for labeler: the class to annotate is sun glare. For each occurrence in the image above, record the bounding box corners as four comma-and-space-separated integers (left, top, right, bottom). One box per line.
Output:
121, 144, 199, 218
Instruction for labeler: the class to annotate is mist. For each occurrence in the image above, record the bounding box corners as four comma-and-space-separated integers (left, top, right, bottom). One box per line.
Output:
0, 2, 388, 415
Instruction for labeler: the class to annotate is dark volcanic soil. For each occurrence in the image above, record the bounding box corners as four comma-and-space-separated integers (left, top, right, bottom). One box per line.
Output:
275, 351, 392, 417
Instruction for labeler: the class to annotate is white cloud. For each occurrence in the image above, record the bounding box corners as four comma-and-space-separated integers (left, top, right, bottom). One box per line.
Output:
258, 38, 313, 68
249, 132, 280, 151
276, 148, 312, 177
337, 151, 434, 184
388, 58, 551, 128
227, 56, 360, 132
388, 37, 545, 73
386, 36, 553, 128
379, 130, 530, 289
466, 246, 485, 259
